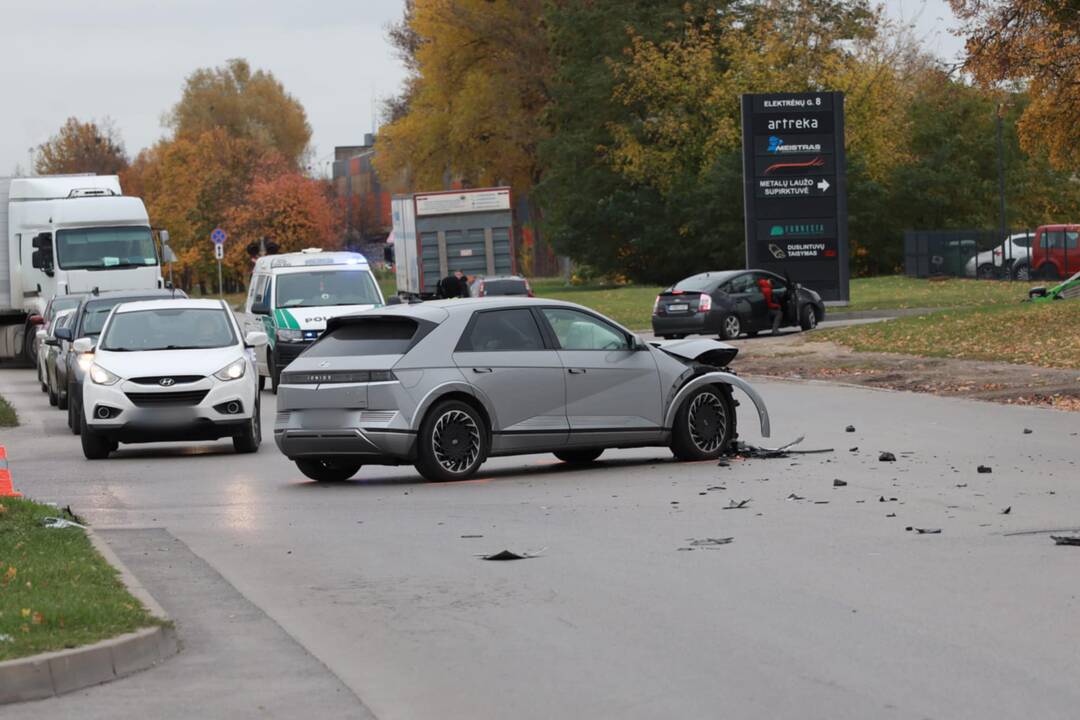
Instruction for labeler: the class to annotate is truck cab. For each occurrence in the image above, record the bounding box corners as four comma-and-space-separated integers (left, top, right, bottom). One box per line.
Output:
1, 175, 165, 362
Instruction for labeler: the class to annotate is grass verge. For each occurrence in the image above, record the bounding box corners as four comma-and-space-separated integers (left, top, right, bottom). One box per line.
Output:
0, 394, 16, 427
845, 276, 1028, 311
818, 300, 1080, 369
0, 498, 162, 661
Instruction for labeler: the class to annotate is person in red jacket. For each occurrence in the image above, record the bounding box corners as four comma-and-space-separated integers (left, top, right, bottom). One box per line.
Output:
757, 277, 783, 335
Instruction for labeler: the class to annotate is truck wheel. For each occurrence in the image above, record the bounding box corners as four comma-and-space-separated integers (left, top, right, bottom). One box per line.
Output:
295, 459, 361, 482
80, 416, 112, 460
671, 386, 735, 461
415, 400, 488, 482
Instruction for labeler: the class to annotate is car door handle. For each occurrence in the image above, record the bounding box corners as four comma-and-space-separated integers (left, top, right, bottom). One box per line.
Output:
568, 368, 587, 374
472, 367, 493, 373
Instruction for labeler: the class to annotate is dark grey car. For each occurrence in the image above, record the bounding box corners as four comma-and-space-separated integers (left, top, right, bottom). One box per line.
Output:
53, 288, 186, 434
275, 297, 770, 482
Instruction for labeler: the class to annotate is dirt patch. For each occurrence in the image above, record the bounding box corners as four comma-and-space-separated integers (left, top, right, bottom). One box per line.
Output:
730, 334, 1080, 412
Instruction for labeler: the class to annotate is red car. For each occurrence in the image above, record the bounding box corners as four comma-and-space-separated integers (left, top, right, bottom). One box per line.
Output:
1031, 224, 1080, 280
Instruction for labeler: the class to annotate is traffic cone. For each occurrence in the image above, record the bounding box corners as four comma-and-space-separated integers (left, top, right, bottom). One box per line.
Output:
0, 446, 22, 497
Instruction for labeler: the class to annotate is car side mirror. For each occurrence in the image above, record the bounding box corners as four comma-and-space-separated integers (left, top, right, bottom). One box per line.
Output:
159, 229, 170, 246
72, 337, 94, 353
245, 331, 268, 348
251, 296, 270, 315
44, 336, 59, 346
162, 245, 179, 263
631, 336, 649, 351
54, 327, 74, 342
386, 295, 403, 306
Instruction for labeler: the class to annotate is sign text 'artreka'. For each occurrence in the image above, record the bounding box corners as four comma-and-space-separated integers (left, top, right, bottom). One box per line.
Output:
741, 92, 850, 302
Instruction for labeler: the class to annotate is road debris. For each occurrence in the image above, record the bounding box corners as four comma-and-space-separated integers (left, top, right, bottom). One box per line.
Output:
41, 516, 87, 530
1051, 535, 1080, 546
849, 447, 858, 452
461, 534, 484, 539
786, 493, 805, 501
729, 436, 833, 459
1023, 428, 1033, 434
833, 479, 847, 487
706, 485, 726, 492
845, 425, 856, 432
479, 548, 545, 561
687, 537, 734, 548
978, 465, 993, 474
879, 452, 896, 462
914, 528, 942, 534
723, 499, 752, 510
886, 513, 897, 518
1001, 506, 1012, 515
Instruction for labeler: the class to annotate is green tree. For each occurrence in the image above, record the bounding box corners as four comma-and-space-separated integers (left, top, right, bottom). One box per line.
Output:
35, 117, 128, 175
167, 58, 311, 167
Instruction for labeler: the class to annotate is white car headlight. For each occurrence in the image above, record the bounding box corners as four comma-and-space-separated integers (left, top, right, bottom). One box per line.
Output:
77, 353, 95, 372
213, 358, 247, 382
89, 364, 120, 386
276, 328, 303, 343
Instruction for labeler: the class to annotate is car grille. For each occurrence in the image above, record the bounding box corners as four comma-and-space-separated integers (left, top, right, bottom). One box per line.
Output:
128, 375, 204, 385
125, 390, 209, 407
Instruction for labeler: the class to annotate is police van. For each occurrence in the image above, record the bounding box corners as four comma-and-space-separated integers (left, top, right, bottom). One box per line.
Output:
242, 249, 384, 392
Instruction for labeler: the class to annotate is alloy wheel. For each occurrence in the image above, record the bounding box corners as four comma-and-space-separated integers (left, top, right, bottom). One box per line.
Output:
687, 392, 727, 453
723, 316, 740, 339
432, 409, 481, 473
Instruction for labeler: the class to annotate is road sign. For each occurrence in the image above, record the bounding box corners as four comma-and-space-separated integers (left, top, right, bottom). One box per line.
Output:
741, 92, 849, 302
214, 243, 224, 260
211, 227, 227, 245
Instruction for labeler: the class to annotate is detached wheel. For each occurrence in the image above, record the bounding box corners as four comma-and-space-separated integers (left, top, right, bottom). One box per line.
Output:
554, 448, 603, 464
415, 400, 487, 482
233, 397, 261, 453
799, 305, 819, 331
80, 416, 112, 460
720, 314, 741, 340
671, 386, 735, 461
296, 458, 361, 482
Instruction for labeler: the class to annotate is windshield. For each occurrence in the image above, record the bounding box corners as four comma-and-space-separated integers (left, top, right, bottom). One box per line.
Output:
47, 297, 82, 322
101, 308, 236, 351
275, 270, 381, 309
80, 296, 176, 337
56, 226, 158, 270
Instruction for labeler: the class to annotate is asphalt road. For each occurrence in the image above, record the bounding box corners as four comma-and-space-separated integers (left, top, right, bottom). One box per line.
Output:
2, 366, 1080, 719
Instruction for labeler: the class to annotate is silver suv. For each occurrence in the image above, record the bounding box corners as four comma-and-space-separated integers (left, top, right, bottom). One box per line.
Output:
274, 297, 770, 482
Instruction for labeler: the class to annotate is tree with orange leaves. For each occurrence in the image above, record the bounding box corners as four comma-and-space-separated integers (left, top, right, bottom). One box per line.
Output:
951, 0, 1080, 169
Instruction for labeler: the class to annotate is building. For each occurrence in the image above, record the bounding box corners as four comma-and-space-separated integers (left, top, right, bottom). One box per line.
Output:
333, 136, 393, 249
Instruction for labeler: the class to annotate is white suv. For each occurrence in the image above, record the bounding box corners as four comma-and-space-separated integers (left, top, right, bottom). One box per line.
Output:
77, 299, 268, 459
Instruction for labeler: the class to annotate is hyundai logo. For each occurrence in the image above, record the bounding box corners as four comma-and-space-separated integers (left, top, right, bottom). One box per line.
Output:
159, 377, 176, 387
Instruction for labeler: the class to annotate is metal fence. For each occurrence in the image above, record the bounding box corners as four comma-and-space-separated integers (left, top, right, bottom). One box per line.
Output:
903, 229, 1036, 280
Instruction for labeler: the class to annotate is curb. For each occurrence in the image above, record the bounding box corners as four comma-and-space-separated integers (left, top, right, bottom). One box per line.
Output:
0, 527, 179, 705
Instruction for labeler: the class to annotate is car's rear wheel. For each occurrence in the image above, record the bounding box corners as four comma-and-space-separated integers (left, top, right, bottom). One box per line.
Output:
415, 400, 487, 482
80, 415, 112, 460
554, 448, 603, 464
233, 397, 261, 453
799, 304, 818, 331
1012, 263, 1031, 281
671, 386, 735, 461
720, 314, 741, 340
296, 458, 360, 482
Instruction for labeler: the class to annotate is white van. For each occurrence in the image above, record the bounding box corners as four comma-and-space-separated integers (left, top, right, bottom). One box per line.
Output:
242, 249, 385, 391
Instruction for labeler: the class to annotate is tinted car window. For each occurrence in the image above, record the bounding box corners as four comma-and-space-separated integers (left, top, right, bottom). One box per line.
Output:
304, 319, 419, 357
459, 309, 544, 351
672, 276, 717, 293
726, 274, 756, 293
542, 308, 629, 351
479, 279, 529, 296
1013, 237, 1031, 248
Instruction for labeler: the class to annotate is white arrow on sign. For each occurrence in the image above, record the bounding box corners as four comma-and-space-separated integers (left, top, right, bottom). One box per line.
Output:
816, 179, 831, 192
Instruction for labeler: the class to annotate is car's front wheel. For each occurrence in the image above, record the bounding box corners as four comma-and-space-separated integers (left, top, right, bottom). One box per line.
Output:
799, 304, 818, 331
976, 263, 998, 280
80, 416, 112, 460
69, 394, 81, 435
720, 314, 741, 340
415, 400, 488, 482
233, 398, 261, 453
48, 382, 58, 407
57, 383, 69, 411
670, 386, 735, 461
269, 354, 280, 394
295, 458, 361, 482
554, 448, 603, 464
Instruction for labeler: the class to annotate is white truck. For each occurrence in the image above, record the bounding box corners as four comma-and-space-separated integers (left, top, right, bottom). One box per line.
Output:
1, 175, 167, 363
390, 187, 516, 299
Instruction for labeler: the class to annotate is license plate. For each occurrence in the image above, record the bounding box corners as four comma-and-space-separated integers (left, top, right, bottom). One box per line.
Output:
667, 303, 689, 312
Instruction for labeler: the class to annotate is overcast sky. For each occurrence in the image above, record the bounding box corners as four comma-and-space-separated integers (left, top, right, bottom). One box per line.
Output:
0, 0, 964, 176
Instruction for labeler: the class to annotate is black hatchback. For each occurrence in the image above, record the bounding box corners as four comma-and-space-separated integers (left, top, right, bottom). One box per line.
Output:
651, 270, 825, 340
